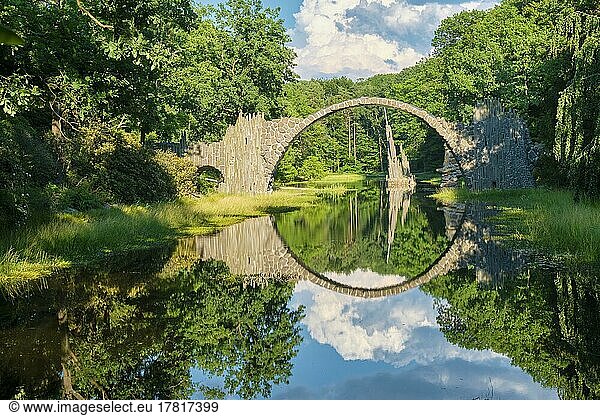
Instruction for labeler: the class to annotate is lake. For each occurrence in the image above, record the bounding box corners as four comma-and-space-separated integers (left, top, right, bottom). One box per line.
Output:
1, 180, 598, 400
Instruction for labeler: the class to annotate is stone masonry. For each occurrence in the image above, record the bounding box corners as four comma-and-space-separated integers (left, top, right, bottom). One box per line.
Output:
188, 97, 537, 193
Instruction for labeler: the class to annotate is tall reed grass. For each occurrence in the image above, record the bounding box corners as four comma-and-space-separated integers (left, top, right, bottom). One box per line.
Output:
432, 187, 600, 262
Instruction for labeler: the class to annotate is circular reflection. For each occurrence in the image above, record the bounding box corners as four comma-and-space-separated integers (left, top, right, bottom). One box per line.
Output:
274, 183, 466, 298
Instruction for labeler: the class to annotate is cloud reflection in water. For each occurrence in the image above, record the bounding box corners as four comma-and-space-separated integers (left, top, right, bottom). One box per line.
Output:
275, 277, 558, 399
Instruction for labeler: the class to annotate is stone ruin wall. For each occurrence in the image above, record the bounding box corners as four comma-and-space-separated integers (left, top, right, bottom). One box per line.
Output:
188, 97, 538, 194
440, 99, 538, 190
470, 99, 537, 190
189, 113, 271, 194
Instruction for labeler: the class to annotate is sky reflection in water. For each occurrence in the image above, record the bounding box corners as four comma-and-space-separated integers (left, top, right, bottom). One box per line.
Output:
268, 281, 557, 400
192, 184, 559, 400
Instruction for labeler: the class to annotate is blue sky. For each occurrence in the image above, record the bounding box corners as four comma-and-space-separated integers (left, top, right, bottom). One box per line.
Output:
198, 1, 500, 80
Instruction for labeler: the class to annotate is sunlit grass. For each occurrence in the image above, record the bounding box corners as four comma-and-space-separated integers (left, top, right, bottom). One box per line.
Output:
0, 249, 68, 286
310, 173, 365, 184
414, 172, 442, 185
0, 189, 319, 282
281, 173, 367, 188
432, 187, 600, 262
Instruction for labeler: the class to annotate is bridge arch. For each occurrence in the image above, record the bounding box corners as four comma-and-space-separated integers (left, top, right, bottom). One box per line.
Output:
189, 96, 536, 194
263, 97, 472, 191
272, 207, 471, 299
188, 97, 475, 194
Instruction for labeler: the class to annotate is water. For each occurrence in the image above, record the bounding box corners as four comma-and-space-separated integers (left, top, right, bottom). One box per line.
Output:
1, 180, 599, 400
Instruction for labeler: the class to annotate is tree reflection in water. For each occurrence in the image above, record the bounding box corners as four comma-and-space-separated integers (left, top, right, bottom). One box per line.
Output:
0, 258, 303, 400
2, 182, 600, 400
424, 263, 600, 400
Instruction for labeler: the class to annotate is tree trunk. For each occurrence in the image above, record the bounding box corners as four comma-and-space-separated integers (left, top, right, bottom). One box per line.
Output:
52, 104, 62, 139
353, 121, 357, 164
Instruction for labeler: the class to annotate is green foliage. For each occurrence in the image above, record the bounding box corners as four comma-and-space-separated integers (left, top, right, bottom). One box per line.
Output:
51, 185, 104, 212
0, 25, 23, 45
277, 0, 599, 196
432, 186, 600, 264
0, 190, 320, 281
164, 0, 296, 142
297, 156, 327, 181
74, 129, 177, 204
553, 8, 600, 197
196, 167, 224, 195
0, 0, 296, 218
153, 151, 202, 197
274, 154, 298, 183
0, 117, 59, 227
278, 72, 448, 183
276, 185, 449, 276
172, 260, 304, 399
423, 263, 600, 399
0, 258, 303, 399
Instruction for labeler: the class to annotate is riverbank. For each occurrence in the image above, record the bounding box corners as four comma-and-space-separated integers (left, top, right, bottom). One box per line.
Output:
414, 172, 442, 185
0, 189, 322, 284
432, 187, 600, 263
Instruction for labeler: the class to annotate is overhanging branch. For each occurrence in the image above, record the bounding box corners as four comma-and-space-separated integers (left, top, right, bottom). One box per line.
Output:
76, 0, 113, 30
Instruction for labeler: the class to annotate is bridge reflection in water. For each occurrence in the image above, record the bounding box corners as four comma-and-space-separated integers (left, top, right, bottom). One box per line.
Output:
174, 189, 526, 299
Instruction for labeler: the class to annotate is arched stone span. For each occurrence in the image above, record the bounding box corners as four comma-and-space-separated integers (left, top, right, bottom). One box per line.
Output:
261, 97, 473, 191
188, 97, 474, 194
188, 97, 536, 194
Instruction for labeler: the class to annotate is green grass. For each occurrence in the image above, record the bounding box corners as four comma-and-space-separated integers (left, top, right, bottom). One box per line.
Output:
0, 189, 319, 282
432, 187, 600, 263
0, 249, 68, 281
281, 173, 367, 188
414, 172, 442, 185
310, 173, 366, 184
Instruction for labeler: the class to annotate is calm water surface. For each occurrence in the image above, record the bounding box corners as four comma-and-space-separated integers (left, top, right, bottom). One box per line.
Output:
1, 180, 599, 400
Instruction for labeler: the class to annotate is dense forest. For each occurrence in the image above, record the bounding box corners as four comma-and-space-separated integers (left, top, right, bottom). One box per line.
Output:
1, 0, 599, 228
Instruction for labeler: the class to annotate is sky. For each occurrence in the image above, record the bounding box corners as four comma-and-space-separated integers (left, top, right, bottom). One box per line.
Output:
199, 1, 500, 79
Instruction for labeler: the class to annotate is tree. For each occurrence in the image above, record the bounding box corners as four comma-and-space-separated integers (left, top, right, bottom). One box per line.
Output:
423, 263, 600, 399
552, 6, 600, 197
168, 0, 297, 143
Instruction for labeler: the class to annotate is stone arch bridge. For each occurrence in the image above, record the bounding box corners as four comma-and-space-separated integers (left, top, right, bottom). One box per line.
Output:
188, 97, 538, 194
177, 203, 523, 299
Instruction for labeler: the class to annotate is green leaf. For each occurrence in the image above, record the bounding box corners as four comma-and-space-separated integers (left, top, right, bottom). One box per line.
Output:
0, 26, 23, 45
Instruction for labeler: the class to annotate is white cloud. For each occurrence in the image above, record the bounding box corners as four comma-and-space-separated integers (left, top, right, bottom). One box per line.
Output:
292, 0, 499, 79
292, 278, 503, 366
323, 268, 408, 288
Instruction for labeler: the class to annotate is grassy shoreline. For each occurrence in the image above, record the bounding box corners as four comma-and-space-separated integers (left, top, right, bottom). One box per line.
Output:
0, 189, 322, 283
432, 187, 600, 263
278, 173, 367, 188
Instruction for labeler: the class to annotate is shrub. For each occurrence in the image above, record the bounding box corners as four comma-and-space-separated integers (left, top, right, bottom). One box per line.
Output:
153, 150, 202, 197
52, 185, 105, 211
275, 158, 298, 183
75, 129, 177, 204
297, 156, 327, 181
0, 118, 60, 227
